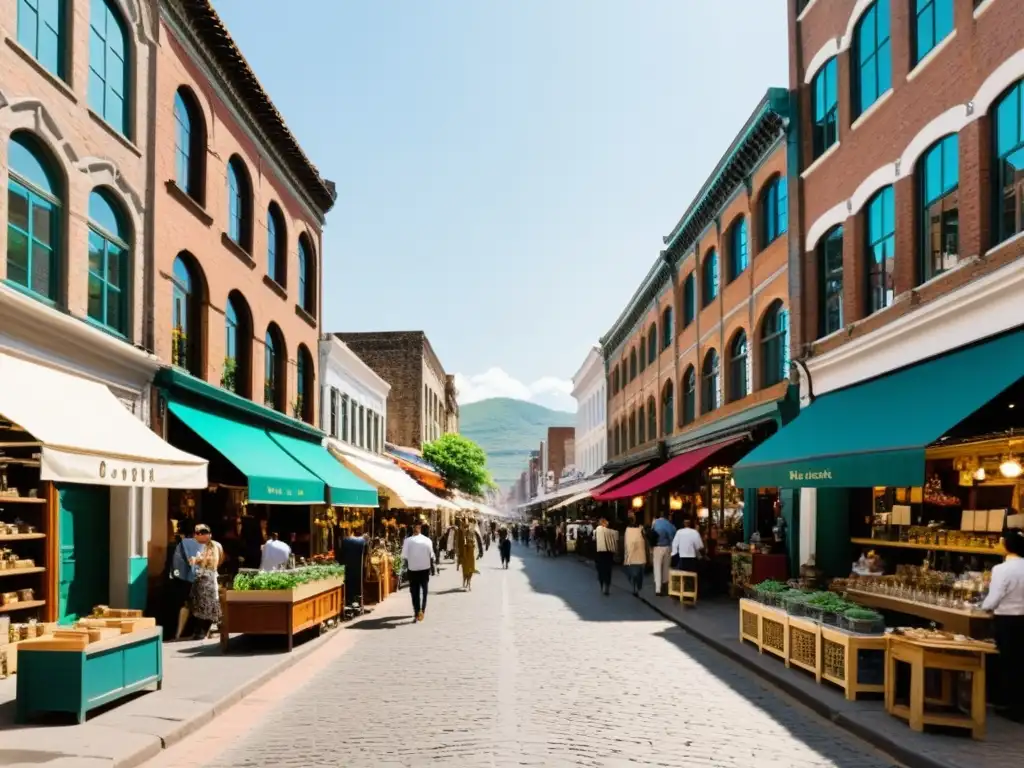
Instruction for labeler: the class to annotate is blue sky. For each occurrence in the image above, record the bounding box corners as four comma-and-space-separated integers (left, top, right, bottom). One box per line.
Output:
213, 1, 789, 412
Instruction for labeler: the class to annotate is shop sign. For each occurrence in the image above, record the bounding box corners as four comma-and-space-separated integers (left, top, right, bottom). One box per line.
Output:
788, 468, 833, 482
264, 486, 305, 499
98, 461, 157, 484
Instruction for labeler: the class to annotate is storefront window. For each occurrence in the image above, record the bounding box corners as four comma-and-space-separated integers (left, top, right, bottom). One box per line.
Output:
819, 226, 844, 337
866, 186, 895, 313
918, 134, 959, 281
994, 80, 1024, 246
681, 366, 696, 426
760, 301, 789, 388
728, 330, 748, 402
701, 349, 720, 415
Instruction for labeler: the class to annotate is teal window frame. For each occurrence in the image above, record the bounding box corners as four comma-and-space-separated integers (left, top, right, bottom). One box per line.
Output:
6, 133, 61, 304
918, 134, 959, 282
647, 323, 657, 364
701, 350, 720, 415
853, 0, 892, 118
681, 366, 696, 426
264, 328, 281, 411
661, 306, 672, 350
866, 186, 895, 314
993, 80, 1024, 246
173, 89, 205, 202
86, 189, 129, 337
227, 157, 251, 249
17, 0, 65, 80
225, 297, 238, 389
682, 272, 696, 326
702, 249, 719, 307
761, 176, 788, 247
760, 302, 789, 389
171, 254, 200, 375
728, 331, 748, 403
819, 226, 844, 337
914, 0, 954, 66
728, 217, 748, 282
297, 351, 308, 422
88, 0, 129, 137
811, 58, 839, 159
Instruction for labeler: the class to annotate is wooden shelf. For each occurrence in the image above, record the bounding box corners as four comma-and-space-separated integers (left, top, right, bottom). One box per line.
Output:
0, 567, 44, 577
0, 459, 41, 467
0, 497, 46, 504
850, 537, 1006, 557
0, 600, 45, 613
0, 534, 45, 541
0, 443, 41, 449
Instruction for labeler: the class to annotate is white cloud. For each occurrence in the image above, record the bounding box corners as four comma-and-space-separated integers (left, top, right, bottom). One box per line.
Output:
454, 368, 576, 412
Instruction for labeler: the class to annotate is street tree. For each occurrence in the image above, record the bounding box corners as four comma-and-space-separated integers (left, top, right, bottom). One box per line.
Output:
422, 433, 493, 496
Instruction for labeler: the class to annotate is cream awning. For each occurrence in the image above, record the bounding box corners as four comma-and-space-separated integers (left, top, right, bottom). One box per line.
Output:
328, 439, 457, 510
0, 353, 207, 488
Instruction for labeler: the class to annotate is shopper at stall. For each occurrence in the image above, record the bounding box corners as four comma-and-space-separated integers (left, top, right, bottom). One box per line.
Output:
650, 511, 677, 596
498, 526, 512, 569
623, 515, 647, 596
401, 522, 435, 622
168, 522, 202, 641
259, 531, 291, 571
188, 524, 223, 640
671, 516, 704, 573
594, 517, 616, 595
341, 526, 368, 609
982, 527, 1024, 722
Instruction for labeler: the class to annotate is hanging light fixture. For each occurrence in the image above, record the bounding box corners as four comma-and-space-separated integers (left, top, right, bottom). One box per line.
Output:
999, 455, 1022, 479
973, 466, 986, 482
631, 496, 644, 510
668, 494, 683, 511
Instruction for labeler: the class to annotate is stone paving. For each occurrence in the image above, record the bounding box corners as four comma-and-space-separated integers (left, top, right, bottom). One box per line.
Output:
192, 544, 900, 768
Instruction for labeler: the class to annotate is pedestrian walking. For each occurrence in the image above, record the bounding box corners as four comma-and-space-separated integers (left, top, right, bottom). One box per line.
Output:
982, 527, 1024, 722
188, 524, 223, 639
167, 522, 202, 640
670, 516, 704, 574
649, 511, 676, 596
458, 519, 484, 590
623, 515, 646, 596
498, 526, 511, 569
259, 531, 291, 571
401, 522, 436, 622
594, 517, 617, 596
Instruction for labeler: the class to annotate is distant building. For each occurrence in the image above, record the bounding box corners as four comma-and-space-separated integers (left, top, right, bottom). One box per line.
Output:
571, 345, 607, 477
318, 336, 390, 454
543, 426, 575, 491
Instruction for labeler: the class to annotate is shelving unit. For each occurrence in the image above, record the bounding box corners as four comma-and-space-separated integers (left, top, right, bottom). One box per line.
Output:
850, 537, 1006, 557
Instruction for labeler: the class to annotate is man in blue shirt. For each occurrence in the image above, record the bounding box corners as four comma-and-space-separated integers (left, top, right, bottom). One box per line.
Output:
650, 512, 676, 596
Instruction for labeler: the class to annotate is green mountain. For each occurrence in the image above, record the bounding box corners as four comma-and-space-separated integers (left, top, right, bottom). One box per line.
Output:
459, 398, 575, 491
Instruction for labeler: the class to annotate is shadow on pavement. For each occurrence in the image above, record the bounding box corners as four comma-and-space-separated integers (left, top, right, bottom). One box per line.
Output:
347, 615, 412, 631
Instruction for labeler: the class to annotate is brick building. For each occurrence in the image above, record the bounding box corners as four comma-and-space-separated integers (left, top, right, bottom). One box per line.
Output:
543, 426, 575, 490
334, 331, 458, 449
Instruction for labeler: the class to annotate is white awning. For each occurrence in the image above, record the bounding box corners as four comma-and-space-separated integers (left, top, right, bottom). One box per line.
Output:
530, 474, 610, 509
0, 353, 207, 488
328, 439, 457, 510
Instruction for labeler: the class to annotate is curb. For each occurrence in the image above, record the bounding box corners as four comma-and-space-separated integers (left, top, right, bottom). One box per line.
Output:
570, 558, 956, 768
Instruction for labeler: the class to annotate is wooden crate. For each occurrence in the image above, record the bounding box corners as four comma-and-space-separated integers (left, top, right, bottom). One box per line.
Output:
759, 605, 789, 660
786, 616, 821, 681
668, 570, 685, 598
739, 599, 761, 649
820, 626, 887, 700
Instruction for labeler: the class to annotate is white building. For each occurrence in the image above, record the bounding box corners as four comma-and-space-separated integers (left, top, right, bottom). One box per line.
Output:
571, 345, 607, 477
319, 336, 390, 455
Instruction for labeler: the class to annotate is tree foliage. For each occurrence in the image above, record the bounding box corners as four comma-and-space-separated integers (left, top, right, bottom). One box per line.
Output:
422, 433, 493, 495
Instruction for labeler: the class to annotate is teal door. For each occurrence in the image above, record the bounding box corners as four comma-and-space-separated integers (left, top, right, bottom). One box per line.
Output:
58, 485, 110, 624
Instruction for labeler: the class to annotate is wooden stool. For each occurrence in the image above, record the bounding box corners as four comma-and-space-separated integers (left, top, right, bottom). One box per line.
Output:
668, 570, 685, 598
679, 571, 698, 606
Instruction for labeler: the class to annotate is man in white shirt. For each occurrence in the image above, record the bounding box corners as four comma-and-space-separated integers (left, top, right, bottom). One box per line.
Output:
671, 517, 704, 573
259, 532, 291, 571
401, 523, 436, 622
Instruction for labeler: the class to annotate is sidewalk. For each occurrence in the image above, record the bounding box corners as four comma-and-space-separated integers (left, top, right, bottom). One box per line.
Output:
0, 576, 419, 768
569, 556, 1024, 768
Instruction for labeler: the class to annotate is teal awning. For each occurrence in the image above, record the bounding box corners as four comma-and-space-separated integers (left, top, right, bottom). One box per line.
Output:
733, 329, 1024, 489
269, 432, 378, 508
168, 402, 325, 504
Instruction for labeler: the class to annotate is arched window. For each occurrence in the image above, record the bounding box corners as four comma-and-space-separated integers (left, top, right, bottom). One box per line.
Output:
681, 366, 696, 426
661, 306, 672, 351
629, 410, 637, 448
682, 272, 696, 327
227, 156, 253, 251
171, 253, 203, 375
701, 349, 720, 415
296, 345, 314, 423
760, 301, 790, 389
811, 57, 838, 159
7, 132, 61, 302
264, 324, 285, 412
853, 0, 891, 118
647, 396, 656, 441
728, 217, 748, 282
17, 0, 66, 79
174, 88, 206, 203
661, 380, 674, 437
918, 134, 959, 281
638, 404, 646, 444
866, 186, 895, 313
647, 323, 657, 364
88, 0, 130, 137
761, 176, 788, 248
994, 80, 1024, 246
819, 226, 844, 337
224, 291, 252, 397
87, 189, 130, 336
728, 330, 749, 402
629, 348, 637, 381
639, 337, 647, 373
266, 202, 287, 285
612, 426, 618, 457
913, 0, 953, 66
702, 249, 719, 307
298, 234, 316, 315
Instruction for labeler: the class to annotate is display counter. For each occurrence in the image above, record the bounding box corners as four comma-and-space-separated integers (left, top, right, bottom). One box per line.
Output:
844, 588, 991, 638
220, 578, 343, 653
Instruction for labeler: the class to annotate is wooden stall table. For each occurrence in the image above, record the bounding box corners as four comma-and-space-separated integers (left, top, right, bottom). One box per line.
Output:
845, 588, 991, 638
884, 633, 996, 739
820, 625, 886, 700
220, 578, 343, 653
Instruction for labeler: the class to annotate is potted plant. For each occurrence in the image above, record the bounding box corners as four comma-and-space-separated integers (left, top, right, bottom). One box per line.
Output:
841, 607, 885, 635
805, 592, 854, 625
392, 553, 403, 589
781, 589, 811, 617
752, 579, 788, 607
221, 356, 237, 391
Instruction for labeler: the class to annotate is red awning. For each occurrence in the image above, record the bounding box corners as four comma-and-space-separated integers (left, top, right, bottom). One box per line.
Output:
590, 464, 650, 497
594, 436, 744, 501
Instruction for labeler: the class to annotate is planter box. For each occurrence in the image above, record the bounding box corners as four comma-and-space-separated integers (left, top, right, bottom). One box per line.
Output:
226, 578, 343, 604
221, 580, 343, 653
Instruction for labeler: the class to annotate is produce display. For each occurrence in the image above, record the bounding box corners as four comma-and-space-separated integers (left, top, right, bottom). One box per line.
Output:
232, 564, 344, 592
750, 580, 886, 634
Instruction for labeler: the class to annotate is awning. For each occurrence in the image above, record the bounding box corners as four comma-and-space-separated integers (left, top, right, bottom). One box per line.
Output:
328, 439, 454, 510
596, 437, 744, 501
386, 446, 446, 490
549, 490, 594, 512
168, 401, 324, 504
541, 474, 611, 511
0, 353, 207, 488
591, 464, 650, 496
732, 329, 1024, 489
269, 433, 378, 508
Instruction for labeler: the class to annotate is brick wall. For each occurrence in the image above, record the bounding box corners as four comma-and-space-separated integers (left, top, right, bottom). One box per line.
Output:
546, 426, 575, 486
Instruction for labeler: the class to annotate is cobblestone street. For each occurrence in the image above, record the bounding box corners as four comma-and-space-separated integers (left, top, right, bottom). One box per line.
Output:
140, 544, 902, 768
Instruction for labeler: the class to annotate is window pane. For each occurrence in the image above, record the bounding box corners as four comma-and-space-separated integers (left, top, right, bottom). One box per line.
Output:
943, 135, 959, 188
106, 242, 122, 288
997, 88, 1020, 157
88, 231, 104, 275
31, 203, 52, 246
87, 273, 103, 322
917, 4, 934, 60
8, 187, 29, 232
17, 2, 39, 56
31, 241, 52, 297
877, 40, 892, 94
6, 227, 29, 286
107, 284, 122, 332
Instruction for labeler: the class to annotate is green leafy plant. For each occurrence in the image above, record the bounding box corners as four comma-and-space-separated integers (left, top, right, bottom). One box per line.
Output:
422, 433, 494, 495
221, 356, 237, 391
232, 564, 344, 591
392, 554, 403, 576
292, 394, 304, 419
753, 579, 789, 594
844, 607, 883, 621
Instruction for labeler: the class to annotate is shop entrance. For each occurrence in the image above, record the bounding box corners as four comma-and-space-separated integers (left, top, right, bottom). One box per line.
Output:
57, 485, 110, 623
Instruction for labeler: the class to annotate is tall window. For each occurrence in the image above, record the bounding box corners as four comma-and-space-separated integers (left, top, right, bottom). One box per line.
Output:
359, 405, 366, 448
760, 301, 790, 389
223, 291, 251, 397
914, 0, 954, 66
225, 299, 238, 385
612, 366, 619, 394
647, 323, 657, 364
341, 394, 349, 442
993, 80, 1024, 246
7, 132, 61, 303
728, 331, 749, 402
296, 346, 313, 423
86, 189, 129, 336
681, 366, 696, 426
174, 88, 205, 202
682, 272, 696, 327
17, 0, 65, 79
701, 350, 720, 415
728, 217, 748, 281
264, 325, 284, 412
866, 186, 895, 313
853, 0, 891, 118
646, 396, 656, 442
266, 203, 286, 285
811, 58, 839, 159
919, 134, 959, 281
661, 306, 672, 350
629, 411, 636, 448
638, 404, 646, 444
819, 226, 845, 337
639, 338, 647, 373
298, 235, 315, 314
702, 249, 719, 307
227, 156, 252, 251
761, 176, 788, 247
88, 0, 129, 137
171, 254, 201, 375
661, 381, 674, 437
329, 389, 338, 437
629, 348, 637, 381
613, 422, 620, 456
